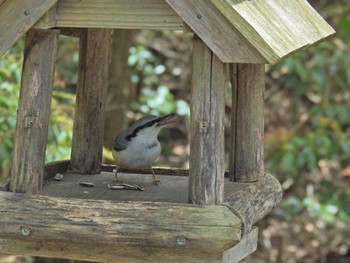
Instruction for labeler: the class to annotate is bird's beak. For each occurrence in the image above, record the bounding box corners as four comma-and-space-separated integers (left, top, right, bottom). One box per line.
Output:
156, 113, 178, 127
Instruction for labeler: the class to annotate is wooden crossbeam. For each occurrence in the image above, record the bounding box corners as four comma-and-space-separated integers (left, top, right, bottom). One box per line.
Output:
0, 0, 58, 57
0, 191, 241, 262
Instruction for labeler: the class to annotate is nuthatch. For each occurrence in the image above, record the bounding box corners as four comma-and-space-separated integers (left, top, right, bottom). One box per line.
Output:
112, 113, 177, 185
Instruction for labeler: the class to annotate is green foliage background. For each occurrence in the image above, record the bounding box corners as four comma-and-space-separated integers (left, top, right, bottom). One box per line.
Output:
0, 36, 78, 181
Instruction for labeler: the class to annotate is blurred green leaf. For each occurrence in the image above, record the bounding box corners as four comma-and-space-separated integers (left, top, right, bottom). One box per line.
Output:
339, 17, 350, 43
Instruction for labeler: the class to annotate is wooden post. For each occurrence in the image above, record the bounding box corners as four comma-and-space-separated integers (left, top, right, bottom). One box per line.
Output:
229, 64, 265, 182
70, 28, 111, 174
189, 35, 226, 205
104, 29, 135, 152
10, 28, 60, 194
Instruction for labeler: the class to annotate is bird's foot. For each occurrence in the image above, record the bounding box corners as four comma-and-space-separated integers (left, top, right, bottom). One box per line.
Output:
112, 178, 121, 185
152, 178, 161, 185
150, 167, 160, 185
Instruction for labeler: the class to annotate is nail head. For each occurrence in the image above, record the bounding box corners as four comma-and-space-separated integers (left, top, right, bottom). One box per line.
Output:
176, 236, 186, 246
20, 226, 31, 236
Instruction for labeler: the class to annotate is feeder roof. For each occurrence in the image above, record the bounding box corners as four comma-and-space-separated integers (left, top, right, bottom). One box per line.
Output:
166, 0, 335, 63
0, 0, 58, 57
0, 0, 335, 63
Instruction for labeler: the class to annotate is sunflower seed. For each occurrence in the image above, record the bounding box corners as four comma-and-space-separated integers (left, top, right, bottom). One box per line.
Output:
53, 173, 64, 181
79, 182, 95, 187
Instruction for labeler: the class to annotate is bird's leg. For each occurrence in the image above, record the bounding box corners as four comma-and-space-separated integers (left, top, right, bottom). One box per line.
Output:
150, 167, 160, 185
113, 166, 119, 184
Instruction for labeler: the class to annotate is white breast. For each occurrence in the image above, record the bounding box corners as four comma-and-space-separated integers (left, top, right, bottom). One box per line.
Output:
117, 127, 162, 169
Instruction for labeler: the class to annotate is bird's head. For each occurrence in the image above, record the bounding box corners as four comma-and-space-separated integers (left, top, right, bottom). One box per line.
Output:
126, 113, 177, 141
114, 114, 177, 152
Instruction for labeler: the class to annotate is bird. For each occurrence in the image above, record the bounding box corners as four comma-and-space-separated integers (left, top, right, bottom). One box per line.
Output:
112, 113, 177, 185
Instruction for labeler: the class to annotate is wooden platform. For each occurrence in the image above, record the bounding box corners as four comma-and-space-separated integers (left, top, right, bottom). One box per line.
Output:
0, 162, 282, 262
43, 170, 248, 203
41, 161, 282, 234
43, 171, 189, 202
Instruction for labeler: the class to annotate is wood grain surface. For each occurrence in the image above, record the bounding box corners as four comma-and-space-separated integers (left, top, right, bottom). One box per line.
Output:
70, 28, 111, 174
10, 29, 60, 194
0, 0, 58, 57
189, 35, 226, 205
229, 64, 265, 182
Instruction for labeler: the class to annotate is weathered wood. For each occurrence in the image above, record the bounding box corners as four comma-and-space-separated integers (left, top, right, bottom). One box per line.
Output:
45, 160, 191, 179
34, 0, 186, 31
211, 0, 335, 63
0, 177, 10, 191
0, 239, 226, 263
44, 160, 242, 179
104, 29, 135, 152
0, 191, 241, 262
224, 173, 282, 233
0, 0, 58, 57
43, 171, 190, 203
229, 64, 238, 182
70, 28, 111, 174
0, 228, 258, 263
42, 163, 282, 232
42, 169, 282, 218
229, 64, 265, 182
222, 227, 258, 263
2, 170, 283, 262
44, 159, 71, 179
33, 4, 57, 29
59, 28, 81, 38
10, 29, 60, 194
102, 165, 190, 177
189, 35, 226, 205
165, 0, 266, 63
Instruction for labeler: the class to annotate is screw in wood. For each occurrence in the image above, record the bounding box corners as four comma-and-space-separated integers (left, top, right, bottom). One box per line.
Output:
176, 236, 187, 246
20, 226, 31, 236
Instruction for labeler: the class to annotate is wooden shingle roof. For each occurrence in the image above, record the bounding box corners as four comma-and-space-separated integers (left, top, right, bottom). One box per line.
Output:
166, 0, 335, 63
0, 0, 58, 57
0, 0, 335, 63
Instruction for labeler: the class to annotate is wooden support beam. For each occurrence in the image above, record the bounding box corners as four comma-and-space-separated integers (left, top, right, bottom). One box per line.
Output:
0, 191, 241, 262
189, 35, 226, 205
222, 227, 258, 263
0, 0, 58, 57
0, 240, 222, 263
104, 29, 135, 151
224, 173, 282, 233
10, 29, 60, 194
70, 28, 111, 174
34, 0, 185, 31
229, 64, 265, 182
59, 28, 81, 38
32, 4, 57, 29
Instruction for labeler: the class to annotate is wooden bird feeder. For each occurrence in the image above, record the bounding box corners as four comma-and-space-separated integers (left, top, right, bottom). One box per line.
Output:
0, 0, 334, 262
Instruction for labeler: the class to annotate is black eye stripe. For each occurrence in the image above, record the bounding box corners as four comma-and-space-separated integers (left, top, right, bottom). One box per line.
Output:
126, 119, 158, 141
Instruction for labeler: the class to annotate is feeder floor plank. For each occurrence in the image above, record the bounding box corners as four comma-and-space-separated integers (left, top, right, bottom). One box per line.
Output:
43, 171, 246, 203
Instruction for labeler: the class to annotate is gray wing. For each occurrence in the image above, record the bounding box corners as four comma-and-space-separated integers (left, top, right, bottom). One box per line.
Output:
114, 115, 158, 151
114, 130, 128, 151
